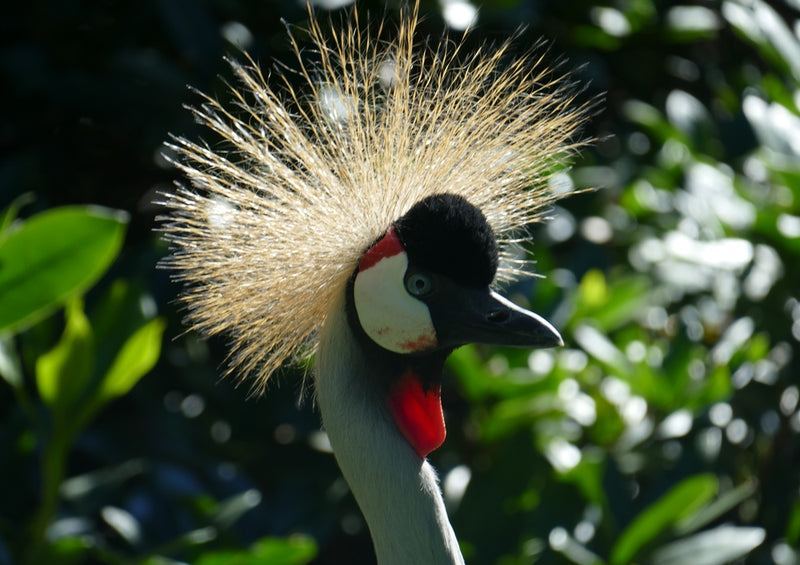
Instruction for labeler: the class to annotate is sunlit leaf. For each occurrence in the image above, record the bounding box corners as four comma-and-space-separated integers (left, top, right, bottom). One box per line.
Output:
578, 269, 608, 309
572, 324, 630, 377
212, 489, 262, 529
0, 336, 23, 389
650, 525, 765, 565
0, 206, 129, 335
100, 505, 141, 545
675, 479, 758, 535
592, 275, 653, 331
549, 525, 605, 565
751, 0, 800, 81
622, 100, 673, 141
61, 459, 147, 501
194, 535, 317, 565
35, 298, 94, 411
666, 90, 716, 152
610, 474, 718, 565
46, 536, 92, 564
664, 6, 721, 39
96, 317, 165, 403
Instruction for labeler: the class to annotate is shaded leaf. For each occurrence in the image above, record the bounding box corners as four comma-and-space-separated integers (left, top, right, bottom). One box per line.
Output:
0, 192, 35, 233
786, 498, 800, 546
610, 474, 718, 565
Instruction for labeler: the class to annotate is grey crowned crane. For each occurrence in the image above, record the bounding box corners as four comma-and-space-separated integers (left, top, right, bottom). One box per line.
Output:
161, 3, 588, 563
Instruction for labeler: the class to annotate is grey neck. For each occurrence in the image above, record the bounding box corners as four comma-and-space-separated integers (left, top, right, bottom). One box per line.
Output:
315, 294, 465, 565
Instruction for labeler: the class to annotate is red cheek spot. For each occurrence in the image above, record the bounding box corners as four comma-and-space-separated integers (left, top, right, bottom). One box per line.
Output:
387, 372, 446, 459
398, 334, 438, 352
359, 227, 404, 271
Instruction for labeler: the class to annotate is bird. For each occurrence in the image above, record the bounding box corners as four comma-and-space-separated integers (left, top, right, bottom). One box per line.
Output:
160, 2, 588, 563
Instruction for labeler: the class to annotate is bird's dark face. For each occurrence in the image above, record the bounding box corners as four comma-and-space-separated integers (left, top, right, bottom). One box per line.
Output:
350, 193, 562, 459
353, 193, 562, 355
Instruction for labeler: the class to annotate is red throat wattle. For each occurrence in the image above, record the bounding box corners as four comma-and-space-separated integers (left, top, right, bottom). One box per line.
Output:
387, 371, 446, 459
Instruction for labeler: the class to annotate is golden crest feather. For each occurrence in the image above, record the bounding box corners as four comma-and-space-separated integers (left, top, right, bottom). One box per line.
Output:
160, 3, 589, 391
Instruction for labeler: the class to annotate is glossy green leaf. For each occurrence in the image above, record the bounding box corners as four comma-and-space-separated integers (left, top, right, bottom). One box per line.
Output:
194, 536, 317, 565
0, 206, 129, 335
610, 474, 718, 565
35, 298, 94, 410
96, 317, 165, 403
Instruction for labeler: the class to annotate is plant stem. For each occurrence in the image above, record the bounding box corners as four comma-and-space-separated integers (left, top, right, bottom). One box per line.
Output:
26, 423, 71, 565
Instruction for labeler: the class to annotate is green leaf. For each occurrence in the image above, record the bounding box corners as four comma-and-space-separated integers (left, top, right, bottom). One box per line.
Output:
610, 474, 718, 565
96, 317, 166, 403
674, 479, 758, 536
572, 324, 630, 378
447, 345, 494, 400
578, 269, 608, 309
194, 536, 317, 565
211, 489, 262, 529
35, 298, 94, 411
90, 279, 159, 382
574, 272, 653, 332
786, 498, 800, 545
0, 205, 129, 335
0, 192, 35, 233
650, 525, 765, 565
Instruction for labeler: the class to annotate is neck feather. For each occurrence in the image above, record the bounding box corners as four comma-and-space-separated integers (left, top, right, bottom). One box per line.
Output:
315, 294, 464, 565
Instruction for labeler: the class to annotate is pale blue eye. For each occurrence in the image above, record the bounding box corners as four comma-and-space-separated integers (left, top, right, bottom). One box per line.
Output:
405, 273, 433, 297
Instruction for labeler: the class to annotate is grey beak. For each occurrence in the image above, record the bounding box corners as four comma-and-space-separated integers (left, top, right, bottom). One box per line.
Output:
430, 286, 563, 349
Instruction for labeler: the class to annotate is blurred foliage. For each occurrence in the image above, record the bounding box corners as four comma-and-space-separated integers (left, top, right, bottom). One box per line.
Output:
1, 0, 799, 564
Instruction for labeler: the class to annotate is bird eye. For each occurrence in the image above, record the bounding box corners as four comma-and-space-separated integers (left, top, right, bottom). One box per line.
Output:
405, 272, 434, 297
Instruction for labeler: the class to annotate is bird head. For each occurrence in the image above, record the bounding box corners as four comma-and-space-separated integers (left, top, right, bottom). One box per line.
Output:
353, 193, 562, 356
161, 1, 590, 403
349, 193, 563, 459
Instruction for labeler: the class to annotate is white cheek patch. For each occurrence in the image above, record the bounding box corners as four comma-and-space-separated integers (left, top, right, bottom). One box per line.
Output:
354, 252, 438, 353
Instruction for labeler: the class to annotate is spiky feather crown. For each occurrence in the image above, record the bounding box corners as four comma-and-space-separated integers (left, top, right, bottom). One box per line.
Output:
161, 3, 589, 390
